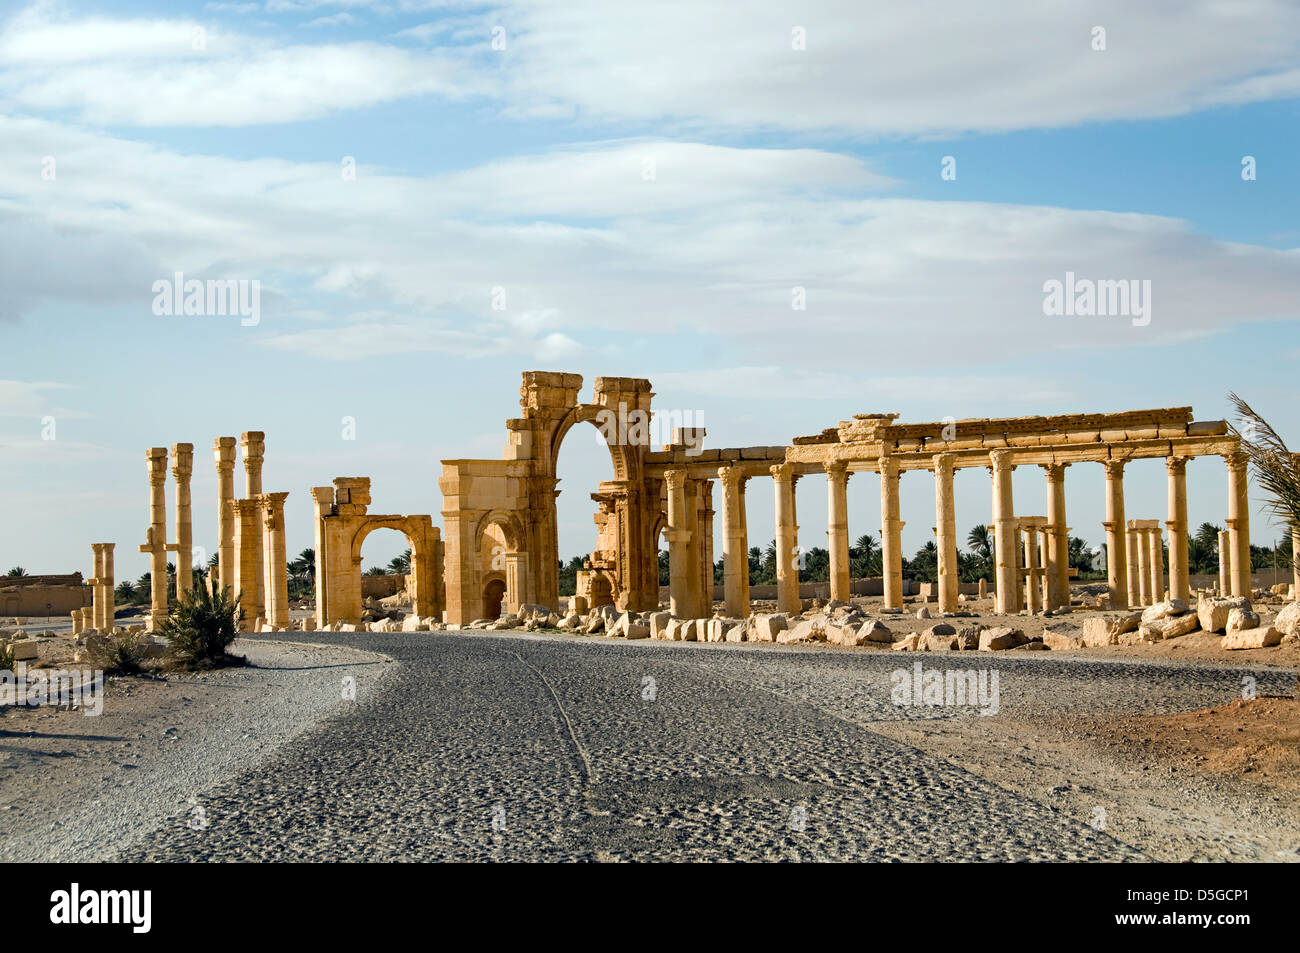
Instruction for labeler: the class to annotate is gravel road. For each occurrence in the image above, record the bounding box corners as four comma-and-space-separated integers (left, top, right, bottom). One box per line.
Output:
110, 630, 1294, 862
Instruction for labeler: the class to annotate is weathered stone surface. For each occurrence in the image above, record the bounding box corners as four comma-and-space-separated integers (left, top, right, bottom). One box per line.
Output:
891, 633, 921, 651
921, 624, 957, 651
1080, 613, 1142, 647
680, 619, 700, 642
750, 613, 788, 643
778, 617, 826, 643
954, 625, 984, 651
854, 619, 894, 645
584, 615, 605, 634
979, 627, 1027, 651
1273, 601, 1300, 643
1222, 626, 1282, 650
1041, 627, 1085, 651
724, 622, 747, 643
1140, 599, 1189, 624
1225, 607, 1260, 636
1137, 612, 1200, 642
664, 618, 685, 641
1197, 595, 1251, 634
625, 622, 651, 640
648, 611, 672, 639
9, 639, 38, 661
916, 606, 931, 620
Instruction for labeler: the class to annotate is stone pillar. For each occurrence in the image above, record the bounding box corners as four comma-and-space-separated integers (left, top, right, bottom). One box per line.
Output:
1043, 463, 1070, 609
89, 543, 105, 631
718, 466, 751, 618
261, 492, 290, 629
89, 542, 115, 632
214, 437, 237, 597
1023, 523, 1042, 614
933, 454, 958, 614
1132, 524, 1151, 606
1217, 529, 1231, 595
990, 450, 1017, 614
682, 479, 702, 617
826, 462, 851, 603
1102, 460, 1128, 610
879, 457, 905, 611
1146, 526, 1164, 603
1226, 450, 1252, 598
170, 442, 194, 599
241, 431, 267, 616
1165, 457, 1190, 603
232, 497, 264, 630
310, 486, 335, 629
698, 479, 715, 614
140, 447, 169, 628
772, 463, 801, 615
101, 543, 115, 633
664, 470, 692, 618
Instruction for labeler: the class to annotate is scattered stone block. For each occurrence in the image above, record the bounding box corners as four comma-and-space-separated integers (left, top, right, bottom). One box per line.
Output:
979, 627, 1027, 651
1222, 626, 1282, 650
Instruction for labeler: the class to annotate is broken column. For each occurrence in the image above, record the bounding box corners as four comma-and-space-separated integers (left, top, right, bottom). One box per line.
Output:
214, 437, 237, 596
140, 447, 169, 628
772, 463, 801, 615
1165, 456, 1190, 603
232, 497, 264, 630
990, 450, 1017, 614
171, 442, 194, 599
241, 431, 267, 615
932, 453, 958, 614
826, 461, 851, 603
718, 466, 751, 618
261, 491, 290, 629
664, 470, 692, 618
1226, 449, 1252, 598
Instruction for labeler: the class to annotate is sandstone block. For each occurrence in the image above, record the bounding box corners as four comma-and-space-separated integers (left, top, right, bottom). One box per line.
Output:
1225, 607, 1260, 635
855, 619, 894, 645
1197, 595, 1251, 634
1222, 626, 1281, 650
979, 627, 1026, 651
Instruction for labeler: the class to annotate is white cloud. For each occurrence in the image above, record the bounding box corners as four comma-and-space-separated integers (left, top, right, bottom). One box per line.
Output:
4, 1, 1300, 132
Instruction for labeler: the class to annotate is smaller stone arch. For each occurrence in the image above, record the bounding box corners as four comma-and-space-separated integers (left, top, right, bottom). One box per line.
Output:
311, 477, 444, 627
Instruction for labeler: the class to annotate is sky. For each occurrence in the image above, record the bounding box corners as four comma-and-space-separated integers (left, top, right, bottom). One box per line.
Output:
2, 0, 1300, 581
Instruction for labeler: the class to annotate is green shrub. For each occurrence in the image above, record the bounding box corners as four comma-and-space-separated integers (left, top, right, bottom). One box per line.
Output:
0, 643, 14, 672
87, 631, 148, 675
159, 585, 245, 669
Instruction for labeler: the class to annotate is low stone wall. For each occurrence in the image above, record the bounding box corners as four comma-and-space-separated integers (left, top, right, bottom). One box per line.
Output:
361, 574, 406, 599
0, 584, 93, 618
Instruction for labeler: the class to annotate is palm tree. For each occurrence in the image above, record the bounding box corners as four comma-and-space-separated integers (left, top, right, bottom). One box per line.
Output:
363, 566, 387, 576
1067, 536, 1095, 573
388, 549, 411, 575
853, 533, 877, 561
115, 580, 137, 601
966, 524, 993, 559
1194, 522, 1222, 553
5, 566, 27, 577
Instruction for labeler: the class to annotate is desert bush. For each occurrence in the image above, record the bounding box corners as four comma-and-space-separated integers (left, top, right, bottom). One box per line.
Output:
87, 632, 148, 675
159, 585, 245, 669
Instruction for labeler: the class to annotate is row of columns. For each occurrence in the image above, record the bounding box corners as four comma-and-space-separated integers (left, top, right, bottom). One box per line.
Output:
87, 542, 115, 632
665, 446, 1252, 620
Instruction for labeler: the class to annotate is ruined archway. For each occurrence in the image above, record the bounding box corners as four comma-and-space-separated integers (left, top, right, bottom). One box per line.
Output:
311, 477, 444, 627
439, 373, 661, 625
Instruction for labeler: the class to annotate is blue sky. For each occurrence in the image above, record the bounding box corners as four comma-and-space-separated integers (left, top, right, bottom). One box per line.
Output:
3, 0, 1300, 580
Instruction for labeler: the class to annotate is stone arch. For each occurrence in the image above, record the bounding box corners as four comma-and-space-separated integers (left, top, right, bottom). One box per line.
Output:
311, 478, 444, 628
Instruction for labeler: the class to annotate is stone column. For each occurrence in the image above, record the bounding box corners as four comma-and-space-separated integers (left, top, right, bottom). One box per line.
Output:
1146, 526, 1164, 603
1226, 449, 1252, 598
170, 442, 194, 599
1043, 463, 1070, 609
933, 454, 958, 614
682, 479, 702, 617
310, 486, 335, 628
261, 492, 290, 629
738, 476, 751, 610
140, 447, 169, 628
1133, 524, 1151, 606
214, 437, 237, 597
772, 463, 801, 615
990, 450, 1017, 614
1123, 527, 1144, 603
241, 431, 267, 616
1102, 460, 1128, 610
232, 497, 264, 630
1023, 524, 1042, 614
718, 467, 751, 618
664, 470, 692, 618
826, 462, 851, 603
101, 543, 115, 633
698, 480, 715, 614
879, 457, 905, 611
89, 543, 105, 631
1217, 529, 1231, 595
1165, 456, 1190, 602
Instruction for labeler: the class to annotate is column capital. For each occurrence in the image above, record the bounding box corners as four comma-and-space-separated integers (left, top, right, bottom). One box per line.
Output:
1102, 458, 1126, 479
170, 442, 194, 479
824, 460, 849, 480
146, 447, 168, 481
717, 464, 740, 487
988, 449, 1015, 472
931, 452, 954, 475
664, 468, 687, 490
1225, 448, 1248, 473
213, 436, 237, 470
877, 456, 899, 478
1040, 461, 1068, 480
770, 463, 794, 483
1166, 455, 1189, 475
